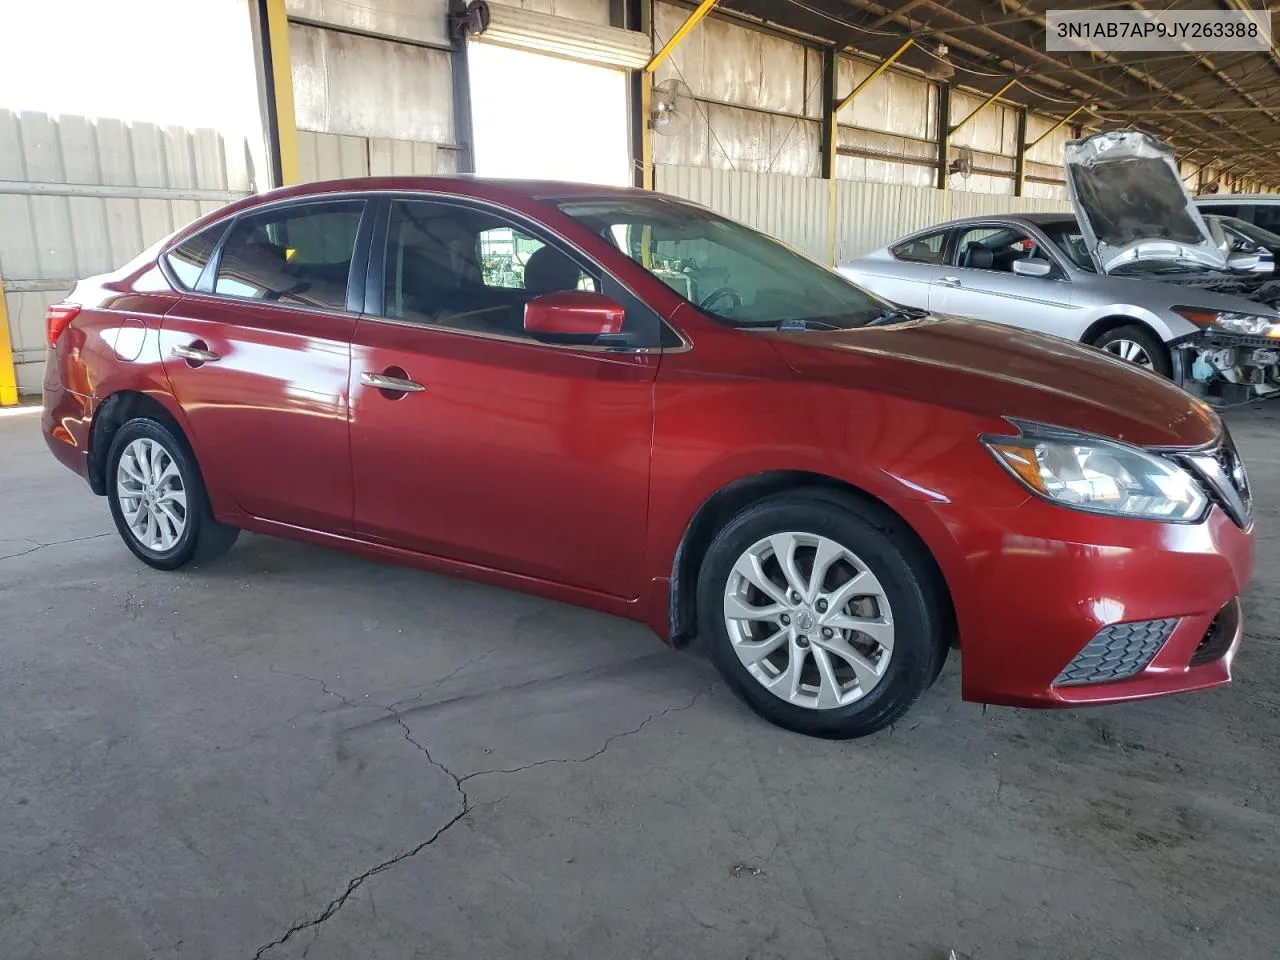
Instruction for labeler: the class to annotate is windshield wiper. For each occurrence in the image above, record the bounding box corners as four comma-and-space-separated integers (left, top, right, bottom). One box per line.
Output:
866, 305, 929, 326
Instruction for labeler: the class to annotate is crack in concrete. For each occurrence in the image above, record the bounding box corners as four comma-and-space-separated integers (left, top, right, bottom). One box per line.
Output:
455, 684, 714, 786
0, 531, 113, 562
253, 673, 714, 958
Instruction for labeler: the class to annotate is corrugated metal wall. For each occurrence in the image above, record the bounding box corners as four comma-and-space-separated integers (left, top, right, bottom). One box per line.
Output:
297, 130, 454, 181
655, 163, 1072, 263
286, 7, 462, 190
0, 110, 252, 394
651, 1, 822, 176
656, 165, 830, 259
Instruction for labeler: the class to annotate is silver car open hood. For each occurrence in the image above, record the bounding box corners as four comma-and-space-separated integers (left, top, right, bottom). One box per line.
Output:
1065, 130, 1228, 275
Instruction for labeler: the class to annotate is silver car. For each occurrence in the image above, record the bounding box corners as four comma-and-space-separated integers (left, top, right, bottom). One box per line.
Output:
839, 131, 1280, 405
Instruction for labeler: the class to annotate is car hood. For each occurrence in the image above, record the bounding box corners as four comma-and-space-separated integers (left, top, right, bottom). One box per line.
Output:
1065, 130, 1228, 275
766, 315, 1219, 448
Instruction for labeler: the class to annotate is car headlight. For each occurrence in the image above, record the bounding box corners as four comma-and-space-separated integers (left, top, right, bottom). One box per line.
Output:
983, 421, 1208, 521
1174, 306, 1280, 338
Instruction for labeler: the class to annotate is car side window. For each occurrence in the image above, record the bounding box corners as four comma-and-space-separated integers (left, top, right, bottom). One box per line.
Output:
1253, 205, 1280, 233
890, 230, 947, 264
953, 226, 1047, 274
381, 199, 604, 340
164, 224, 227, 290
214, 200, 365, 311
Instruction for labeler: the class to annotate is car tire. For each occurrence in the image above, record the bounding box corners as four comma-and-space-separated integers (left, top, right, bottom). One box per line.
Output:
105, 417, 239, 570
696, 491, 947, 739
1093, 324, 1172, 378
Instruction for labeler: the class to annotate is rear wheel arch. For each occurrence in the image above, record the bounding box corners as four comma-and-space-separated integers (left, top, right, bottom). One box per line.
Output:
88, 391, 192, 495
666, 471, 956, 651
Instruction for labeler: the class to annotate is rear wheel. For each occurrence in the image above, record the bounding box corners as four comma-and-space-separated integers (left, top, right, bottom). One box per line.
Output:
696, 493, 946, 739
1093, 324, 1171, 378
106, 418, 238, 570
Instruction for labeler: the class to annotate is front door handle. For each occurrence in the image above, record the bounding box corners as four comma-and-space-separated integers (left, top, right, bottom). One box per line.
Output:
361, 372, 427, 393
937, 277, 962, 288
171, 342, 221, 363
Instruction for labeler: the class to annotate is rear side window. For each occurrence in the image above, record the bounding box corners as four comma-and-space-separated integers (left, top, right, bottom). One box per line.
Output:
891, 231, 947, 264
164, 225, 226, 290
214, 200, 365, 311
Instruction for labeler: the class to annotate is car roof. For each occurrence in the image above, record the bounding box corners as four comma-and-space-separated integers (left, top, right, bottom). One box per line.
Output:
900, 212, 1076, 235
165, 175, 680, 248
245, 176, 651, 207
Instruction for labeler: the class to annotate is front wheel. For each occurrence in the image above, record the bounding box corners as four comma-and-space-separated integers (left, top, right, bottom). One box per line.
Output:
696, 492, 947, 739
106, 418, 239, 570
1093, 324, 1172, 378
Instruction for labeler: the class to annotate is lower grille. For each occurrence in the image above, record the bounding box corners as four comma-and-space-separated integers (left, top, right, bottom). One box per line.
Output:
1190, 597, 1240, 667
1053, 618, 1179, 686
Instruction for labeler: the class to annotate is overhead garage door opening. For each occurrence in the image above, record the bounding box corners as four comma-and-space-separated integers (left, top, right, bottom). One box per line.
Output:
468, 42, 631, 187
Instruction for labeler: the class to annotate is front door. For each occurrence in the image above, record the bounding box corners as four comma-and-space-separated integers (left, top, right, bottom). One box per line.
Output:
932, 224, 1079, 335
348, 198, 659, 598
160, 199, 367, 531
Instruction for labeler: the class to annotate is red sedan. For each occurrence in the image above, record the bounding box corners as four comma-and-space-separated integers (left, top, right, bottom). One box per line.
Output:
41, 178, 1254, 738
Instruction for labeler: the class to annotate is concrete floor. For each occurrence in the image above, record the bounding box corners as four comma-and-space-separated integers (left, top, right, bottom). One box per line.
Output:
2, 405, 1279, 960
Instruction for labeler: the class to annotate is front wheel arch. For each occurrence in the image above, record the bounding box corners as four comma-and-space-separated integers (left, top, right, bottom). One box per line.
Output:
667, 471, 956, 652
1086, 320, 1173, 377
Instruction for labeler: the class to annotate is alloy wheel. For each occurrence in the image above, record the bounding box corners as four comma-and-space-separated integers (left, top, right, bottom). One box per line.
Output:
116, 437, 188, 553
722, 532, 895, 710
1102, 339, 1152, 368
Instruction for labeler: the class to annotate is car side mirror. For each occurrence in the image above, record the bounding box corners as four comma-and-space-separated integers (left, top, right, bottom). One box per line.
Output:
1228, 252, 1262, 272
1012, 258, 1052, 277
523, 290, 625, 341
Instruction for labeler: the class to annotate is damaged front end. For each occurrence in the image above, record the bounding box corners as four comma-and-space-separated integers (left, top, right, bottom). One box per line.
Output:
1066, 130, 1280, 404
1169, 284, 1280, 404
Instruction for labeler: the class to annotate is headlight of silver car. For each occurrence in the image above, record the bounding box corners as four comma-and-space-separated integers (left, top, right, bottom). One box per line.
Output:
1174, 306, 1280, 338
982, 421, 1208, 521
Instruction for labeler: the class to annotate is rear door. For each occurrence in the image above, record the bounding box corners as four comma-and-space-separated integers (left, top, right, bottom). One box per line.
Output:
159, 198, 370, 531
347, 197, 659, 598
932, 223, 1078, 335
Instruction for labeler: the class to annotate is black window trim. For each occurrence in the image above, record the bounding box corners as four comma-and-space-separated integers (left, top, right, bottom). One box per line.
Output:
160, 197, 375, 317
362, 192, 673, 353
158, 220, 234, 294
890, 228, 950, 265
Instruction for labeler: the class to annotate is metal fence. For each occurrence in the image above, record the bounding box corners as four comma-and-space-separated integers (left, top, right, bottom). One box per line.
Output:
0, 109, 255, 395
655, 163, 1072, 263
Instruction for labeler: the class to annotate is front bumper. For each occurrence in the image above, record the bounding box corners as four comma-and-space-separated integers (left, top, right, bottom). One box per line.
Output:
896, 495, 1253, 708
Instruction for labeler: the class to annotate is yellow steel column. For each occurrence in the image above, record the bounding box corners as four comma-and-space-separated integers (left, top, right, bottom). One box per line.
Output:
641, 0, 720, 191
264, 0, 300, 186
640, 80, 654, 190
0, 268, 17, 406
646, 0, 719, 73
827, 39, 914, 264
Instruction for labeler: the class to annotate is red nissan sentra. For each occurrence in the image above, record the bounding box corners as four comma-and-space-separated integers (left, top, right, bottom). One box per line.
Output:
41, 178, 1254, 738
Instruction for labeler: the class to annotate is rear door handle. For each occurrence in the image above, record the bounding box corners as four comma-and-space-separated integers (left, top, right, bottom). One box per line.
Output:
936, 277, 961, 288
360, 372, 427, 393
171, 343, 221, 363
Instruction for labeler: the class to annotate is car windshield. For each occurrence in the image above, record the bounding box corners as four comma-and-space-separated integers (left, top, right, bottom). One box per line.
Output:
1038, 219, 1096, 272
556, 196, 888, 329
